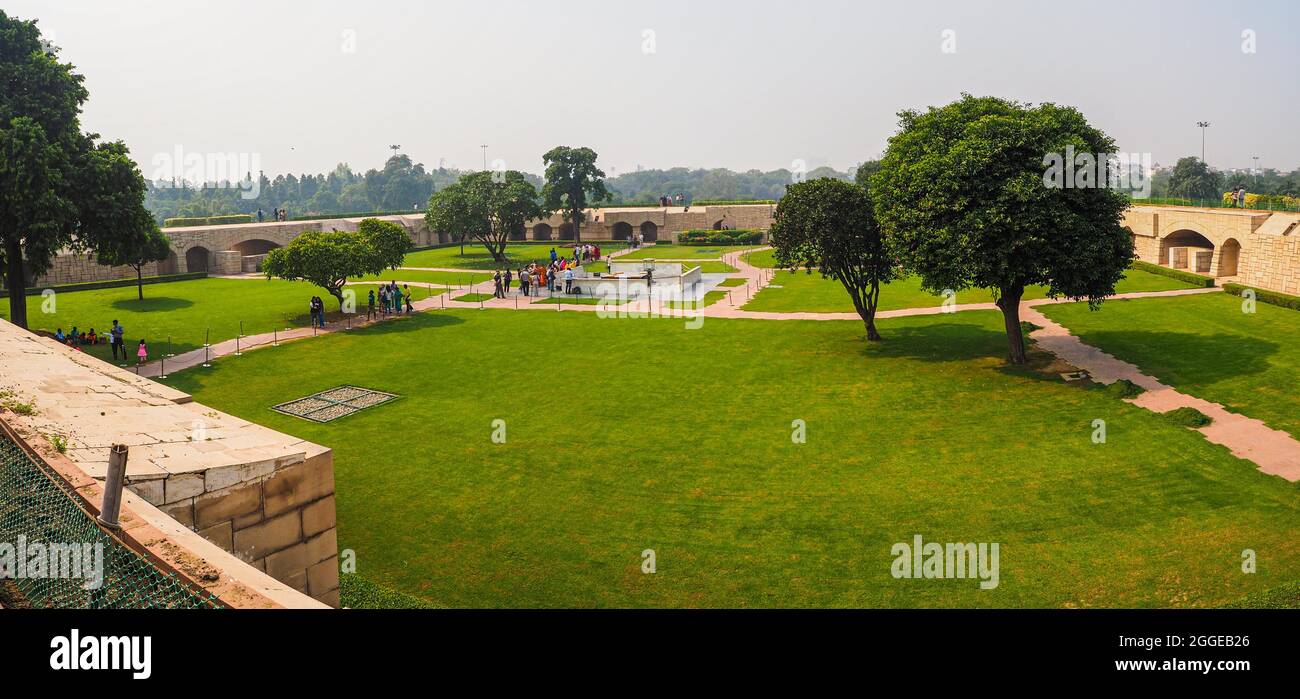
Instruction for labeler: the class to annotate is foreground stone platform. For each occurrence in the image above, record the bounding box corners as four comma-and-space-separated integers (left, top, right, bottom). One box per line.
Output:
0, 318, 339, 607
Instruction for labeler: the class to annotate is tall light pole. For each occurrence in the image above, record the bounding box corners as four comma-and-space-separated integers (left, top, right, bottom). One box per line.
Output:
480, 145, 488, 171
1253, 155, 1260, 185
1196, 122, 1211, 163
389, 144, 401, 161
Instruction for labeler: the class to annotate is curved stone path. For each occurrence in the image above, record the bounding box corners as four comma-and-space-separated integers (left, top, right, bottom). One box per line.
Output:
142, 244, 1300, 481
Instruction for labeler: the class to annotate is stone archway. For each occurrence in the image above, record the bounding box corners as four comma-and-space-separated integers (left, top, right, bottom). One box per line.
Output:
1217, 238, 1241, 277
640, 221, 659, 242
611, 222, 633, 241
230, 239, 282, 256
532, 223, 553, 241
1159, 229, 1215, 272
558, 223, 575, 240
185, 246, 211, 274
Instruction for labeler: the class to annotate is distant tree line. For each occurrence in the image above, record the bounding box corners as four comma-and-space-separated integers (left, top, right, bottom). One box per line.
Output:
143, 158, 861, 223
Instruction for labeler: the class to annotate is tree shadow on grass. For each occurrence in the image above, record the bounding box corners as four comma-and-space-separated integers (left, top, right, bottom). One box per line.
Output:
346, 310, 467, 337
110, 297, 195, 312
1057, 331, 1278, 386
859, 319, 1010, 364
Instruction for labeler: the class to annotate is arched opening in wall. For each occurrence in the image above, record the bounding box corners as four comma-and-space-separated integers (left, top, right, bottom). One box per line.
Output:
508, 225, 528, 241
611, 222, 633, 241
1159, 229, 1215, 271
1217, 238, 1241, 277
640, 221, 659, 242
558, 223, 575, 240
185, 246, 211, 274
230, 239, 282, 256
712, 219, 724, 230
532, 223, 553, 241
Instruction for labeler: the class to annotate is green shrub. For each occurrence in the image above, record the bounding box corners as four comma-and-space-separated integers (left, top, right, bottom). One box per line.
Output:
163, 214, 253, 227
677, 229, 764, 245
1225, 581, 1300, 609
2, 272, 207, 296
1105, 379, 1146, 399
690, 199, 777, 206
1130, 260, 1215, 287
1222, 283, 1300, 311
1164, 407, 1212, 428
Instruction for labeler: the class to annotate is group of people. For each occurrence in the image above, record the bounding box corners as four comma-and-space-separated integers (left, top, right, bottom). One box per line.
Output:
366, 282, 414, 318
658, 193, 686, 209
308, 296, 329, 328
256, 208, 289, 222
52, 319, 145, 364
490, 244, 604, 298
1228, 186, 1250, 208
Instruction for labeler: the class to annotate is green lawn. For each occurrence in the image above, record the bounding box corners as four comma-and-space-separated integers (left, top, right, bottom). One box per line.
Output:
355, 269, 490, 287
742, 249, 777, 268
716, 278, 748, 288
1041, 292, 1300, 440
745, 267, 1203, 313
618, 244, 759, 260
0, 277, 350, 363
403, 242, 627, 270
161, 308, 1300, 608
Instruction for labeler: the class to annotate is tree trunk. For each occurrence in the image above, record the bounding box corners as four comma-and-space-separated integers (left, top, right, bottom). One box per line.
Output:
5, 239, 28, 329
330, 286, 346, 310
996, 286, 1027, 364
572, 209, 582, 246
136, 266, 144, 301
864, 316, 882, 341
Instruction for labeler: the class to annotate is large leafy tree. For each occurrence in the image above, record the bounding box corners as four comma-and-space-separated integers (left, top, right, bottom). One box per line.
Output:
873, 94, 1134, 364
426, 170, 541, 264
1167, 156, 1224, 200
262, 218, 410, 308
770, 178, 899, 340
541, 146, 609, 244
87, 141, 169, 300
0, 12, 87, 328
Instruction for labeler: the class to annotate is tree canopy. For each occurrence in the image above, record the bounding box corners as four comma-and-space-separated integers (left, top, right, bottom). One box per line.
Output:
425, 170, 542, 264
1166, 156, 1224, 200
1, 11, 154, 328
262, 218, 411, 308
541, 146, 609, 244
770, 178, 899, 340
872, 94, 1134, 363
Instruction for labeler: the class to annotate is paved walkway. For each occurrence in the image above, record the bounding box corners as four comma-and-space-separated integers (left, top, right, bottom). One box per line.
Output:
145, 245, 1300, 481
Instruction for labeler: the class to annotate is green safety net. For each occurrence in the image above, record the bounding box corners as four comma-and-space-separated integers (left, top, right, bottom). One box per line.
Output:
0, 432, 222, 609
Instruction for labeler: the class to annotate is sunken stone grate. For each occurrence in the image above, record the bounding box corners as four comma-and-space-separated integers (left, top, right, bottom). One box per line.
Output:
272, 386, 399, 423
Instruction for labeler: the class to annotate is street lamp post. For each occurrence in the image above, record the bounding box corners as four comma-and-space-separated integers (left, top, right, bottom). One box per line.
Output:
1196, 122, 1211, 163
480, 145, 488, 171
1253, 156, 1260, 186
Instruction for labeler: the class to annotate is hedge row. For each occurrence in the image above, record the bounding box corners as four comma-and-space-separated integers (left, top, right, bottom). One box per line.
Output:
163, 214, 254, 227
1222, 283, 1300, 311
677, 229, 765, 245
1130, 260, 1215, 287
2, 272, 208, 296
690, 199, 777, 206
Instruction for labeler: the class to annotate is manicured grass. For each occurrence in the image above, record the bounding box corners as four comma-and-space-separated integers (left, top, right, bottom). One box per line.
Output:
665, 290, 727, 309
530, 296, 628, 306
403, 242, 626, 270
347, 284, 448, 304
356, 269, 490, 287
0, 277, 349, 364
716, 278, 748, 288
618, 244, 758, 260
745, 267, 1203, 313
1041, 292, 1300, 440
742, 249, 777, 268
453, 293, 495, 303
162, 309, 1300, 608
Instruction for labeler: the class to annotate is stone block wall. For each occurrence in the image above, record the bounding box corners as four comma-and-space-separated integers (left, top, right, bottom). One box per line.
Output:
30, 253, 171, 288
1237, 235, 1300, 296
139, 447, 340, 607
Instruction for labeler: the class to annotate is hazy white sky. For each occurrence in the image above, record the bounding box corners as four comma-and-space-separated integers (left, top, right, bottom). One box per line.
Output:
9, 0, 1299, 177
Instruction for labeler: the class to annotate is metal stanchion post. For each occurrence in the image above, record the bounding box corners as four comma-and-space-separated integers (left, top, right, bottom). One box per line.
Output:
202, 328, 211, 368
159, 354, 167, 379
96, 445, 129, 530
273, 328, 278, 347
234, 321, 243, 356
167, 336, 174, 357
